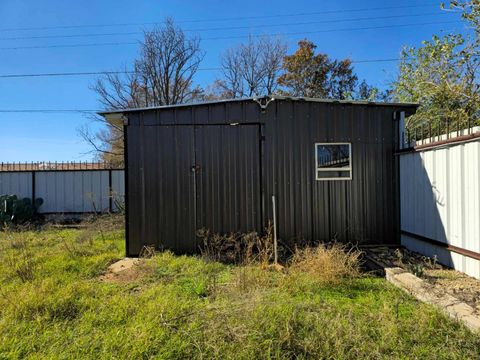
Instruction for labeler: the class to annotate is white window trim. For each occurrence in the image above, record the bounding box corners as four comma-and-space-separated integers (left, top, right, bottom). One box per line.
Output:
315, 142, 352, 181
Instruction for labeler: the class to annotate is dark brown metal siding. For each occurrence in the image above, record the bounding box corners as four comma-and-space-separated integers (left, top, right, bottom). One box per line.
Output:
262, 100, 399, 246
126, 121, 196, 255
125, 99, 406, 255
195, 124, 262, 234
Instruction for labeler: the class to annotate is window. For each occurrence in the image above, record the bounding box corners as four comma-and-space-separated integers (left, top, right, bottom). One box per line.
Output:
315, 143, 352, 180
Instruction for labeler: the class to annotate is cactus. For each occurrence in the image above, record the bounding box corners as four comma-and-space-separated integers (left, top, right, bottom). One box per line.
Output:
0, 195, 43, 225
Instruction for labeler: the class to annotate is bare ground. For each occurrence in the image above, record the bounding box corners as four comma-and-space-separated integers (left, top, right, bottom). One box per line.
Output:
366, 246, 480, 316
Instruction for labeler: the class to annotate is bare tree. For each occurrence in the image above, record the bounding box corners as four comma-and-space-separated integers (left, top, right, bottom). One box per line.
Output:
80, 18, 205, 164
220, 48, 245, 98
262, 38, 288, 94
211, 37, 287, 99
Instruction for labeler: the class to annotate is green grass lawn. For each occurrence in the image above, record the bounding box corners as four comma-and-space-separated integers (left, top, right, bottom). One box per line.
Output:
0, 219, 479, 359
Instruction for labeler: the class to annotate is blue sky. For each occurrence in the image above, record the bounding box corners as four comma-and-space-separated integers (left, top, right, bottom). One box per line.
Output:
0, 0, 467, 162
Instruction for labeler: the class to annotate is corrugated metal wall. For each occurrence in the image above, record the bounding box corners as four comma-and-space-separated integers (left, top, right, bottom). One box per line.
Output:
0, 170, 124, 214
400, 139, 480, 279
262, 101, 400, 245
126, 125, 197, 254
195, 124, 262, 235
111, 170, 125, 211
0, 172, 32, 199
125, 99, 413, 255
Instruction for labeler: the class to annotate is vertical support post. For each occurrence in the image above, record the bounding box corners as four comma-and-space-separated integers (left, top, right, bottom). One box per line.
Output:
108, 169, 113, 213
123, 119, 130, 256
421, 123, 425, 145
31, 171, 36, 205
398, 111, 406, 149
272, 195, 278, 264
429, 121, 432, 144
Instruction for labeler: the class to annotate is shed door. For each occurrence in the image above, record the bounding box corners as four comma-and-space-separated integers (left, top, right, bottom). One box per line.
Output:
194, 124, 262, 236
126, 125, 196, 255
128, 123, 262, 255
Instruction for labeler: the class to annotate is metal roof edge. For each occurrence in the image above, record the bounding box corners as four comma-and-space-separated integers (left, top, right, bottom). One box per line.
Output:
98, 95, 419, 116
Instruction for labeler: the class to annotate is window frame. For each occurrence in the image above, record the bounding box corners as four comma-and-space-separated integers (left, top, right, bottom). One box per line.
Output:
314, 142, 352, 181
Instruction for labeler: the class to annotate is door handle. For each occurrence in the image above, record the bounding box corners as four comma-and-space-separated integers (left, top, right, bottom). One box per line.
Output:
191, 164, 201, 173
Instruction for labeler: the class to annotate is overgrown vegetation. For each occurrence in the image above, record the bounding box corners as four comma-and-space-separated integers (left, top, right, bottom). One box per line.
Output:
0, 195, 43, 225
392, 34, 480, 135
197, 224, 275, 265
0, 216, 479, 359
392, 0, 480, 134
289, 243, 361, 284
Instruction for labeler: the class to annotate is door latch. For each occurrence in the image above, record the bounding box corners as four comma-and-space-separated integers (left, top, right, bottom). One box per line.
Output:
191, 164, 201, 173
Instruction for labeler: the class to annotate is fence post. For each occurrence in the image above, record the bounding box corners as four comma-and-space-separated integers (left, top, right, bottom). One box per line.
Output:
31, 171, 36, 205
108, 169, 113, 213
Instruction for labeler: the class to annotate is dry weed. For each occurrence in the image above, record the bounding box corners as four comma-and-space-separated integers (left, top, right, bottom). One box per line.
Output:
139, 245, 156, 258
197, 223, 275, 265
289, 243, 362, 284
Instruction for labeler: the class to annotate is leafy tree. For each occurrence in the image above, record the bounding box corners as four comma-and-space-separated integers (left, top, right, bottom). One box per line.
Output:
355, 80, 392, 102
277, 40, 358, 99
356, 80, 380, 101
392, 34, 480, 134
82, 18, 205, 165
443, 1, 480, 34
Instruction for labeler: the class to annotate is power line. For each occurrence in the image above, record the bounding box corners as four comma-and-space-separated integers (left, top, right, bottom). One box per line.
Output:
0, 68, 222, 78
0, 32, 139, 41
0, 4, 443, 32
0, 41, 138, 50
0, 71, 129, 78
353, 58, 400, 63
0, 20, 461, 51
0, 12, 450, 41
0, 58, 411, 79
0, 109, 98, 113
203, 20, 461, 41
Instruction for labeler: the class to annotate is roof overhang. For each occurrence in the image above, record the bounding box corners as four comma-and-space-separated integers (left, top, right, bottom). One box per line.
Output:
101, 112, 129, 125
98, 95, 419, 117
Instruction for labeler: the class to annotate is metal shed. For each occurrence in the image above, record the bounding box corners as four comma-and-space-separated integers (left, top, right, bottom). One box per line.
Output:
102, 96, 417, 256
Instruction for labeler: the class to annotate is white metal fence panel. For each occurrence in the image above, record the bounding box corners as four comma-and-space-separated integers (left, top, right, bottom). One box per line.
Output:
35, 171, 111, 213
0, 172, 32, 199
0, 170, 125, 214
400, 139, 480, 279
111, 170, 125, 211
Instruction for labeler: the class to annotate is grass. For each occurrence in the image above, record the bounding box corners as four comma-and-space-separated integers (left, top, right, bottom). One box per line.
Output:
0, 217, 479, 359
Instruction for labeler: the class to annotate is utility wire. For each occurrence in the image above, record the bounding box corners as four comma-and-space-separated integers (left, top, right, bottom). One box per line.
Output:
0, 4, 444, 32
0, 20, 461, 51
0, 41, 138, 50
0, 12, 451, 41
0, 68, 221, 78
0, 58, 412, 79
0, 109, 98, 113
203, 20, 461, 41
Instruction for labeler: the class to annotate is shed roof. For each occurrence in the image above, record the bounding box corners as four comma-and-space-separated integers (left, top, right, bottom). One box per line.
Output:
98, 95, 419, 116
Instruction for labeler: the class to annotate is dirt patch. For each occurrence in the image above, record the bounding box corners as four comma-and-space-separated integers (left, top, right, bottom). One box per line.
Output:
99, 258, 144, 283
385, 267, 480, 332
423, 269, 480, 314
365, 247, 480, 316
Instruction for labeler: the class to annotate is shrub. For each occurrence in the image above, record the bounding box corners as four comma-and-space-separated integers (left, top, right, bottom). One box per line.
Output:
197, 224, 275, 265
0, 195, 43, 225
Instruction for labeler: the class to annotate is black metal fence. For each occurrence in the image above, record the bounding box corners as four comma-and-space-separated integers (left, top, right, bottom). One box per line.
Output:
0, 161, 123, 172
406, 117, 480, 146
0, 167, 125, 214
